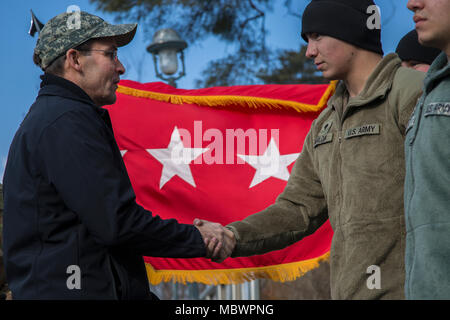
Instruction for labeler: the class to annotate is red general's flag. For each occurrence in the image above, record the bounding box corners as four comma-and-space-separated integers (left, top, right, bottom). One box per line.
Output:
105, 80, 336, 285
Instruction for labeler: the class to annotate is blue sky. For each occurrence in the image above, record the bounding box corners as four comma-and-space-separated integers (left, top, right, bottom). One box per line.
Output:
0, 0, 416, 181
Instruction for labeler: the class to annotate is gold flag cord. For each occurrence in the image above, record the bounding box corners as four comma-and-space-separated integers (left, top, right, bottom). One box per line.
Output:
117, 81, 337, 113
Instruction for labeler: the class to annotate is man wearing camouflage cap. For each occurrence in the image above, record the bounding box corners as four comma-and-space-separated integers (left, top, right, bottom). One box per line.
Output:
2, 11, 229, 299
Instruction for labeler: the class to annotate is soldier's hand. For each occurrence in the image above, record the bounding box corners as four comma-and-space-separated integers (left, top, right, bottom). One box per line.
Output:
194, 218, 236, 263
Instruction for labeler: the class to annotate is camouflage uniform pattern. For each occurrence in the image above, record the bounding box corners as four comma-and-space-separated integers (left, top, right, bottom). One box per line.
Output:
35, 11, 137, 69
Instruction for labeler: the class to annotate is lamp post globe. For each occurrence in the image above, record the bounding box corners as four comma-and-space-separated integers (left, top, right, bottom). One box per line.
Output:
147, 28, 188, 87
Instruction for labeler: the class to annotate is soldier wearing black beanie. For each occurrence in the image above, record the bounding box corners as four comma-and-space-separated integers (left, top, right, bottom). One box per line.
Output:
223, 0, 426, 301
301, 0, 383, 55
396, 29, 441, 72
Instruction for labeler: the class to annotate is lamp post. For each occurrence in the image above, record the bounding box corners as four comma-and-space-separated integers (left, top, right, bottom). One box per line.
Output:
147, 28, 187, 88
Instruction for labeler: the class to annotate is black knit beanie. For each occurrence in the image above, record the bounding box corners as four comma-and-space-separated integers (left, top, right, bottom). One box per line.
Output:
396, 30, 441, 65
301, 0, 383, 55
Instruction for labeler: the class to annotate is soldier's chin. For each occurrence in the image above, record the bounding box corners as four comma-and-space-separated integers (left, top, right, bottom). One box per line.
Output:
322, 72, 339, 81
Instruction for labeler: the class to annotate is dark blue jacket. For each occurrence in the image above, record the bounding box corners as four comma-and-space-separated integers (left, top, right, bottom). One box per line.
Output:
2, 74, 206, 299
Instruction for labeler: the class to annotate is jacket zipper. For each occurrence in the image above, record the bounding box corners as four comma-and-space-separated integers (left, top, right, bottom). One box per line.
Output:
335, 100, 364, 297
331, 93, 383, 298
404, 96, 426, 298
332, 107, 344, 299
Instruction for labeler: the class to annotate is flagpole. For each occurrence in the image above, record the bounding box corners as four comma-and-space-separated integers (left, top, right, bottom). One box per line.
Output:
251, 279, 260, 300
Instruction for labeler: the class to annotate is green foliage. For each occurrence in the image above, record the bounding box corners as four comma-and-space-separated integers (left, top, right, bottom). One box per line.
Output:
194, 49, 271, 88
91, 0, 272, 44
257, 45, 327, 85
90, 0, 322, 86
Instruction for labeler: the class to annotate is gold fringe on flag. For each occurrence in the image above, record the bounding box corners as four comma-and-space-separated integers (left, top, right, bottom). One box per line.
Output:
117, 81, 337, 113
145, 251, 330, 285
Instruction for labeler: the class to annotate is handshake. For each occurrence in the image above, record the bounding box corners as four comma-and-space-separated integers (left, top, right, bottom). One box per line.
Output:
194, 218, 236, 263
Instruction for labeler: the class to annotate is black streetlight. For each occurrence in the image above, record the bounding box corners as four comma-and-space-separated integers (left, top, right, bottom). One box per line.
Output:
147, 28, 188, 88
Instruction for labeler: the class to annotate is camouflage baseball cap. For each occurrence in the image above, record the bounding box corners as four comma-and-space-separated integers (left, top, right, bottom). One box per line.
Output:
34, 11, 137, 69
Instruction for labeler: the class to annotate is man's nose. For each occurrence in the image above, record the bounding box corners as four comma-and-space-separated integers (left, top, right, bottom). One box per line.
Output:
407, 0, 423, 12
305, 42, 317, 59
116, 59, 125, 75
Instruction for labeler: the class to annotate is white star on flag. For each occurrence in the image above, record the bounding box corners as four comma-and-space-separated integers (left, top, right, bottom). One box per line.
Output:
237, 138, 300, 188
146, 127, 208, 189
120, 150, 127, 157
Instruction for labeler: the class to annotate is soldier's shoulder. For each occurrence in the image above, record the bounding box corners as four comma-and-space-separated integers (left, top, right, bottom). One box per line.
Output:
389, 67, 425, 110
393, 67, 425, 92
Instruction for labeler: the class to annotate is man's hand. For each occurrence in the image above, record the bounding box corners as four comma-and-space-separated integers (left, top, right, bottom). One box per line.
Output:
194, 218, 236, 263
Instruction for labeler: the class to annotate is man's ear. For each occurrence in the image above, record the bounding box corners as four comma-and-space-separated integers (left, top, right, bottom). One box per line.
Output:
65, 49, 83, 72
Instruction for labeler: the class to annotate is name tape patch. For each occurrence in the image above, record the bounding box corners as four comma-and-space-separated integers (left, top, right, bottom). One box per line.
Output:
424, 102, 450, 117
345, 124, 380, 139
314, 133, 333, 148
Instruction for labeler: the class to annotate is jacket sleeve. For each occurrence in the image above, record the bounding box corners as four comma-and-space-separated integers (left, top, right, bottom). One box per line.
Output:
226, 128, 328, 257
391, 67, 425, 134
37, 109, 206, 258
